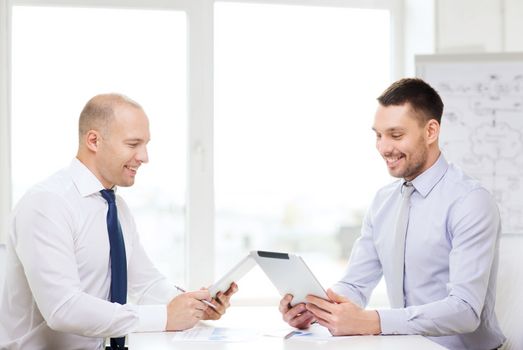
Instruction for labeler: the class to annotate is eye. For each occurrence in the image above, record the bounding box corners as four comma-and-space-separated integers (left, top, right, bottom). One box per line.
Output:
127, 143, 139, 148
391, 134, 403, 140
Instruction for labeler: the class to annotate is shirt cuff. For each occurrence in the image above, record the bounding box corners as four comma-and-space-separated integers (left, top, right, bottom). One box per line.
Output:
377, 308, 412, 335
135, 304, 167, 332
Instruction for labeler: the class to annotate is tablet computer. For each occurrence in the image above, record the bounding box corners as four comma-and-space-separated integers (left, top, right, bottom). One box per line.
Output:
208, 254, 256, 298
252, 250, 330, 306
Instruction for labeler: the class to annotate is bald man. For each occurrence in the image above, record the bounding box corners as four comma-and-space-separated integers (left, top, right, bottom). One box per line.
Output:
0, 94, 237, 350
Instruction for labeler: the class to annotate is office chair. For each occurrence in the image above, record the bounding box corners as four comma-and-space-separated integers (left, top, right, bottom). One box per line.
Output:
495, 234, 523, 350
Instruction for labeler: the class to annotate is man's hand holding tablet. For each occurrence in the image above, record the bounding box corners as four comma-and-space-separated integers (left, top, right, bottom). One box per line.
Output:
304, 289, 381, 336
279, 287, 381, 335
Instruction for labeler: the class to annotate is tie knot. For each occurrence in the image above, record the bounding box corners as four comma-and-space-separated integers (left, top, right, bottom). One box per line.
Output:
100, 189, 116, 204
402, 182, 415, 198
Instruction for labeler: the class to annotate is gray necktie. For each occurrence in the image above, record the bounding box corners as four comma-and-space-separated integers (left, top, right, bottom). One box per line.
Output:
390, 182, 415, 308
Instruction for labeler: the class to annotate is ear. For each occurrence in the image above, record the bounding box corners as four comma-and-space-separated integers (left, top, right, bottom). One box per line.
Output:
85, 130, 101, 152
425, 119, 440, 145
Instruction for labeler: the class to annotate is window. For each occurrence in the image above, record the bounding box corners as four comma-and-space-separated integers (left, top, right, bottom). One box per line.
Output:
11, 6, 187, 282
2, 0, 401, 303
215, 2, 392, 304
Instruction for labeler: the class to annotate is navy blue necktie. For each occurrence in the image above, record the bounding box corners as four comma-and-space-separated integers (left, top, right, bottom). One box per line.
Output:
100, 189, 127, 350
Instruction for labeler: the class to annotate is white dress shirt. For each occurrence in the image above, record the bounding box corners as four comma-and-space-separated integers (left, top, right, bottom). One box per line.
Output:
333, 155, 505, 350
0, 158, 179, 350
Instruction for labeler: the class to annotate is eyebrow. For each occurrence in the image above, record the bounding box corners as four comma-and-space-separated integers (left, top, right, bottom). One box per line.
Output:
371, 127, 406, 133
124, 138, 149, 143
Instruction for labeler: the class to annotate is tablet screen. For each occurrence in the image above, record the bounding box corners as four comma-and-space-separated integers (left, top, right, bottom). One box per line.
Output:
253, 250, 329, 306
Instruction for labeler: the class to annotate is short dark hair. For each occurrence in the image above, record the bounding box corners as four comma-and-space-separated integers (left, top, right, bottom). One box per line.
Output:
377, 78, 444, 124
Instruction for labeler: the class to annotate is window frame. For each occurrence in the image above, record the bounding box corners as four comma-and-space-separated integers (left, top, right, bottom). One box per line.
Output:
0, 0, 403, 290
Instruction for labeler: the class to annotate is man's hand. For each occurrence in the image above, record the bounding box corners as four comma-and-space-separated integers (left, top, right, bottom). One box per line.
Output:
166, 290, 211, 331
305, 289, 381, 336
203, 282, 239, 320
278, 294, 316, 329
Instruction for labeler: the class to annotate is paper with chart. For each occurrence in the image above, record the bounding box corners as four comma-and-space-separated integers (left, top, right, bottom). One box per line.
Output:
171, 326, 259, 342
417, 55, 523, 234
265, 324, 335, 341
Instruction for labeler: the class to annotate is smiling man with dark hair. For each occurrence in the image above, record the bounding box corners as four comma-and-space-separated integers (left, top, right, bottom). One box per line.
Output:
279, 78, 505, 350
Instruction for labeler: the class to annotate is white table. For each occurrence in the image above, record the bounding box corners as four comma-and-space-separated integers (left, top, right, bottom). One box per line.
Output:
129, 306, 447, 349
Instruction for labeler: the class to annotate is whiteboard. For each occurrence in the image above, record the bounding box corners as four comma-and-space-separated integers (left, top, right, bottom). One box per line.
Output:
416, 53, 523, 234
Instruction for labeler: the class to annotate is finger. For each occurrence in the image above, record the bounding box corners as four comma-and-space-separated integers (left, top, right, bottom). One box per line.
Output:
188, 296, 210, 311
208, 293, 228, 317
209, 300, 226, 315
214, 291, 230, 306
306, 294, 336, 312
188, 289, 211, 301
204, 309, 219, 320
326, 289, 350, 303
282, 303, 307, 323
305, 302, 333, 323
224, 282, 238, 296
212, 292, 223, 305
216, 295, 230, 310
279, 294, 293, 314
205, 305, 223, 319
288, 311, 315, 329
313, 315, 332, 331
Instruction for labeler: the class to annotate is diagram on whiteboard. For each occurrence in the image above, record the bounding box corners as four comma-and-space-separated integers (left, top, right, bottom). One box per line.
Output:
418, 57, 523, 234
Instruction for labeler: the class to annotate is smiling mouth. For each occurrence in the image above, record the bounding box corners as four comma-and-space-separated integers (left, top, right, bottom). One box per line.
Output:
125, 165, 139, 173
384, 155, 404, 166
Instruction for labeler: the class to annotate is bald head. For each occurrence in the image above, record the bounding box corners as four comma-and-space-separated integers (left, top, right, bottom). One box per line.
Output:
76, 93, 150, 188
78, 93, 143, 141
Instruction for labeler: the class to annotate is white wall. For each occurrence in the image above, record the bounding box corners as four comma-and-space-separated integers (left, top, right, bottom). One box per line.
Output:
403, 0, 435, 76
436, 0, 523, 53
505, 0, 523, 51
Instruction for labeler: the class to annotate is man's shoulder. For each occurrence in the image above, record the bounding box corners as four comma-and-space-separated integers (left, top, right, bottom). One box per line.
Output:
374, 179, 402, 199
430, 163, 499, 215
365, 179, 402, 213
16, 168, 77, 209
443, 163, 489, 196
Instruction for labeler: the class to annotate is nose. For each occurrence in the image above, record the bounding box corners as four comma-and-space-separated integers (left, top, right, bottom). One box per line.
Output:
376, 137, 393, 156
137, 145, 149, 164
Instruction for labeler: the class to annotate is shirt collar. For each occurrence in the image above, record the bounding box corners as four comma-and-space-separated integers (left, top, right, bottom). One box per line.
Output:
407, 154, 449, 198
69, 158, 107, 198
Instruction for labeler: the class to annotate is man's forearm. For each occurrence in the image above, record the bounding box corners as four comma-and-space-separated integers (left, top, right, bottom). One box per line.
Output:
378, 295, 479, 336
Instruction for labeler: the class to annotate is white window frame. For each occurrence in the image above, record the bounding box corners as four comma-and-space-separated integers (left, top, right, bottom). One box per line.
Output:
0, 0, 403, 290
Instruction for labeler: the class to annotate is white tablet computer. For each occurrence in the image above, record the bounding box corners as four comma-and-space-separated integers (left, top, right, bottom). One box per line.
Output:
208, 254, 256, 298
252, 250, 329, 306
